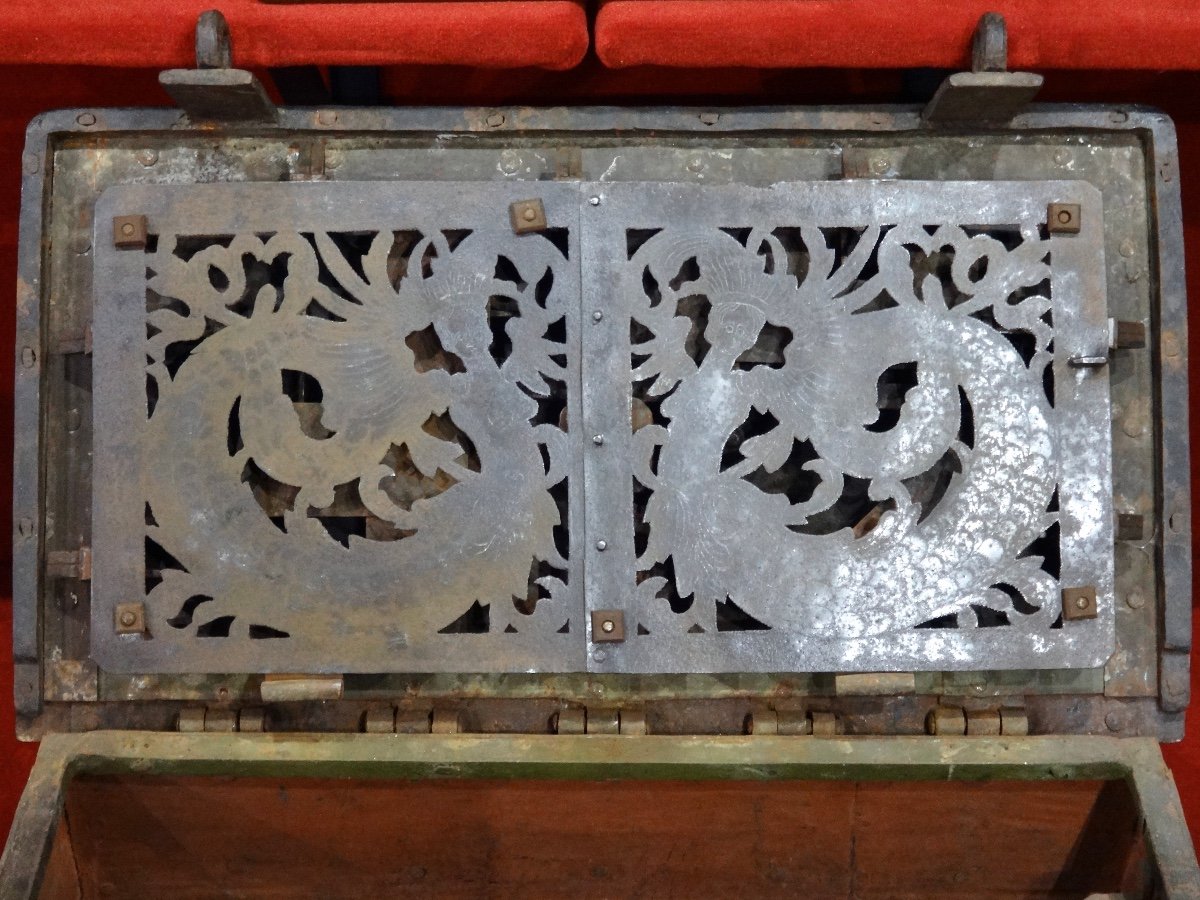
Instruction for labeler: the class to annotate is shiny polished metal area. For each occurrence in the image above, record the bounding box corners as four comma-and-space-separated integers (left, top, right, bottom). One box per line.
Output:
89, 178, 1112, 674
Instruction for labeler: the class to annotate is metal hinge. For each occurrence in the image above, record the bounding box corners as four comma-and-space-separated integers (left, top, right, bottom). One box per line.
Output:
927, 703, 1029, 736
45, 546, 91, 581
178, 706, 265, 733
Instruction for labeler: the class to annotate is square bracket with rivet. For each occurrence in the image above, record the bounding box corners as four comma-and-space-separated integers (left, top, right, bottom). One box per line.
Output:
1047, 202, 1081, 235
509, 198, 547, 234
591, 609, 626, 643
114, 601, 146, 635
113, 214, 148, 249
1061, 586, 1098, 621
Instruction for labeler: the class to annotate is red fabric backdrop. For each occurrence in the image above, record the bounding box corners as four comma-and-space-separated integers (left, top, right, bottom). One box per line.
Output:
0, 55, 1198, 858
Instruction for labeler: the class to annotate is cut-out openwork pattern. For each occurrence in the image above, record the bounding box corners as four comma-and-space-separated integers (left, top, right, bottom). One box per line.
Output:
140, 225, 574, 644
92, 180, 1112, 674
627, 223, 1062, 638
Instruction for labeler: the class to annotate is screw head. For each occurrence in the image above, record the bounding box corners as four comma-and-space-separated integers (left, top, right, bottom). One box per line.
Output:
596, 540, 607, 551
592, 311, 603, 321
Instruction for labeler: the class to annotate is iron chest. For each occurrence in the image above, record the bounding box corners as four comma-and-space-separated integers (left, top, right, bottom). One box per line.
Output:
2, 34, 1198, 899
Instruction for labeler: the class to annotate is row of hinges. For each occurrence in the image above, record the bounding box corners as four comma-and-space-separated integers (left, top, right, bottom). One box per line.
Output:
174, 701, 1027, 737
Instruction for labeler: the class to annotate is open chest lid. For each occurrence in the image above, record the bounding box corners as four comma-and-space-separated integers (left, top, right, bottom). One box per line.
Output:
11, 51, 1190, 745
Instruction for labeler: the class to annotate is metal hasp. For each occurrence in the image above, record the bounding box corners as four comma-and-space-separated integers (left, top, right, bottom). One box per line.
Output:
158, 11, 277, 124
923, 13, 1043, 125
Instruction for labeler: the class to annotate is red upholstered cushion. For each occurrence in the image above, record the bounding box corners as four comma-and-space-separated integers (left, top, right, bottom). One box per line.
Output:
0, 1, 589, 70
596, 0, 1200, 70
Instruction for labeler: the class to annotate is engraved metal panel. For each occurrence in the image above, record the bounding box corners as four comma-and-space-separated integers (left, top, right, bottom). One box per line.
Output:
579, 181, 1114, 673
91, 182, 584, 673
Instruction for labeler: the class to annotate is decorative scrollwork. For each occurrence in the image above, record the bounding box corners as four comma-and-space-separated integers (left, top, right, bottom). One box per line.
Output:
141, 224, 574, 643
627, 222, 1062, 638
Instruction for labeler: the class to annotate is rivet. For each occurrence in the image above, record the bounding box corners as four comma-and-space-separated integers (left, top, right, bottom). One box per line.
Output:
1075, 595, 1089, 610
1126, 591, 1145, 610
1119, 239, 1136, 258
1053, 148, 1070, 165
120, 222, 135, 237
596, 540, 607, 551
592, 311, 603, 322
136, 149, 158, 167
20, 346, 36, 368
592, 434, 604, 446
521, 207, 537, 222
119, 610, 137, 627
699, 112, 720, 126
76, 112, 96, 127
486, 112, 506, 128
588, 196, 601, 206
316, 110, 338, 127
592, 648, 607, 663
686, 157, 704, 173
601, 619, 615, 634
324, 149, 344, 170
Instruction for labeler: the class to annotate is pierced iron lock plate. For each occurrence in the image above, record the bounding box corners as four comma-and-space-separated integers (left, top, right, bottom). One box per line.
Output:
90, 178, 1113, 675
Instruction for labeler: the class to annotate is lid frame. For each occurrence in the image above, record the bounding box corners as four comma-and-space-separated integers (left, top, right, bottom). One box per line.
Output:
12, 104, 1190, 740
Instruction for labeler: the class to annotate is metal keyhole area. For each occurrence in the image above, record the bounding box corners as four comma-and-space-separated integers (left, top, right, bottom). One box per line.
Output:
90, 179, 1112, 675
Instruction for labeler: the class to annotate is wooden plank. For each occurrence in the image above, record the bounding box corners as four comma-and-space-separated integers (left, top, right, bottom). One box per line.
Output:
60, 775, 1144, 899
36, 815, 80, 900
